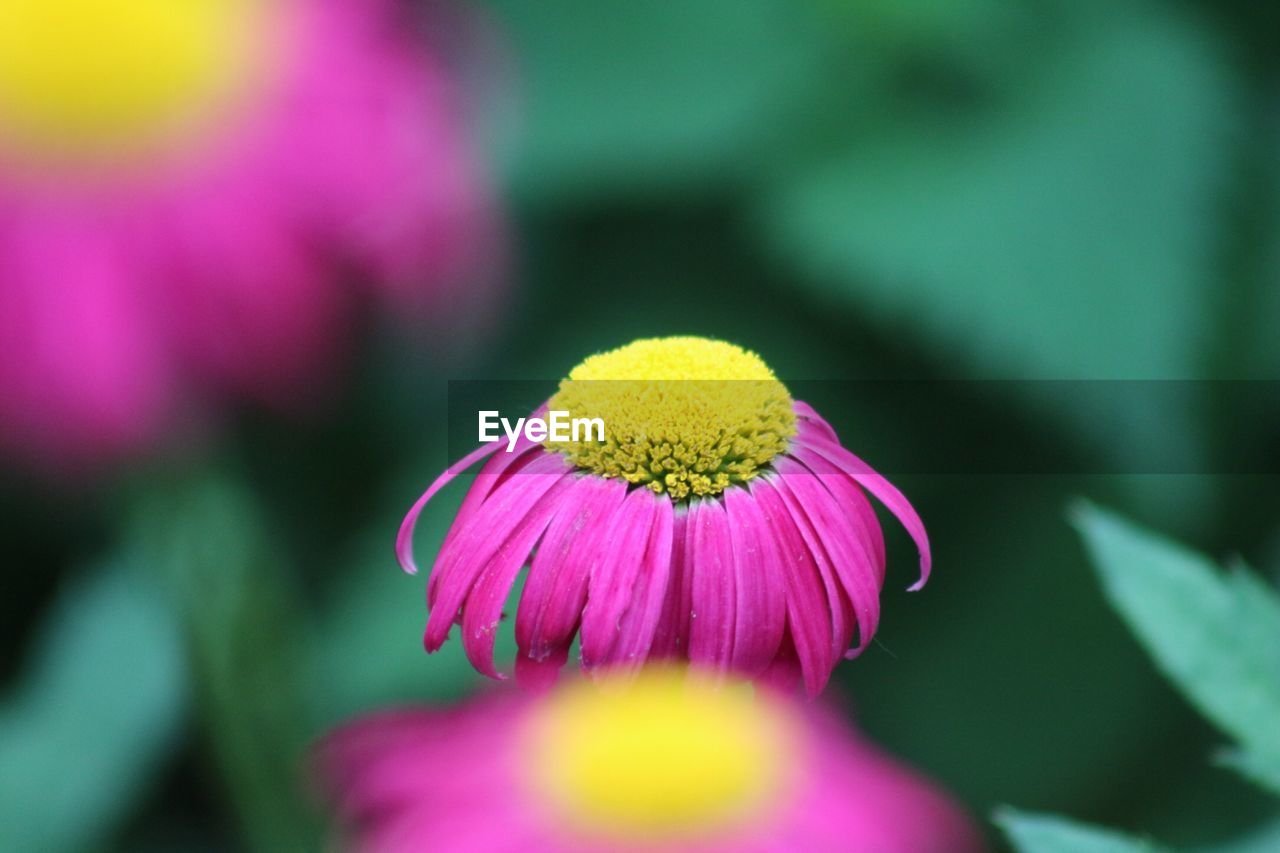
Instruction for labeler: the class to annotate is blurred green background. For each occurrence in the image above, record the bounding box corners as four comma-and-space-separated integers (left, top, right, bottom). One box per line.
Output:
2, 0, 1279, 850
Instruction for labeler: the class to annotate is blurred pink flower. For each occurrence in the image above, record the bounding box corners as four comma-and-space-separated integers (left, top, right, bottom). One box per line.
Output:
0, 0, 498, 471
316, 668, 982, 853
398, 338, 929, 697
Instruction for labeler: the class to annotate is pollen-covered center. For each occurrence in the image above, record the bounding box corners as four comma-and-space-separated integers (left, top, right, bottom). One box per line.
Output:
523, 670, 791, 840
0, 0, 269, 167
546, 337, 796, 499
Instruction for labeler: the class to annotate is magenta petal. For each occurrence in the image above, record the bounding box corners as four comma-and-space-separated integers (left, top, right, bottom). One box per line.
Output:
516, 475, 628, 659
769, 470, 856, 665
651, 509, 691, 659
687, 499, 737, 672
395, 440, 504, 575
579, 488, 660, 668
792, 432, 932, 591
423, 452, 570, 651
460, 471, 576, 679
794, 400, 840, 443
607, 494, 675, 670
723, 487, 787, 676
774, 456, 882, 659
398, 403, 549, 576
790, 444, 886, 583
751, 479, 836, 699
759, 635, 804, 695
514, 644, 569, 692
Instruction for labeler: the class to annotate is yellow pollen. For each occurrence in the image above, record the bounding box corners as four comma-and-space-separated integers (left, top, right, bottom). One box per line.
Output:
0, 0, 270, 168
523, 669, 792, 841
546, 337, 796, 499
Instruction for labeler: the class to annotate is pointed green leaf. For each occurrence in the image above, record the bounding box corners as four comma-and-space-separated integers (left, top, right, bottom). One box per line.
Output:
0, 566, 186, 853
1074, 503, 1280, 795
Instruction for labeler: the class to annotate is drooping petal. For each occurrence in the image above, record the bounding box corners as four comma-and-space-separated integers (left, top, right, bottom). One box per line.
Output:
773, 456, 881, 659
398, 404, 549, 576
758, 634, 804, 695
751, 479, 836, 699
651, 509, 691, 659
396, 440, 505, 575
515, 474, 628, 664
605, 493, 675, 670
789, 444, 886, 583
769, 471, 857, 666
791, 426, 932, 590
424, 452, 571, 651
793, 400, 840, 443
687, 498, 737, 673
460, 471, 578, 678
513, 645, 569, 692
579, 488, 660, 668
723, 486, 787, 677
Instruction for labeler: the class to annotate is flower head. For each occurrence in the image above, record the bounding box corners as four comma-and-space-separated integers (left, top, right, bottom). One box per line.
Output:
398, 337, 930, 697
316, 667, 982, 852
0, 0, 498, 471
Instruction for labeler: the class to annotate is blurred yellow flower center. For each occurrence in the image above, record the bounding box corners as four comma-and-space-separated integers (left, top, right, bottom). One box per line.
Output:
524, 670, 790, 841
0, 0, 268, 167
547, 337, 796, 499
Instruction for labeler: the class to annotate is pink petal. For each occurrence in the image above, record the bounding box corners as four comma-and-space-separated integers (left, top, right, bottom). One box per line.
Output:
687, 499, 737, 672
396, 440, 505, 575
751, 479, 836, 699
397, 404, 549, 576
769, 471, 857, 665
650, 509, 691, 659
792, 430, 932, 591
515, 474, 628, 660
794, 400, 840, 443
790, 444, 886, 583
606, 493, 675, 670
460, 471, 577, 679
723, 487, 787, 676
579, 488, 660, 668
423, 452, 570, 651
774, 456, 882, 659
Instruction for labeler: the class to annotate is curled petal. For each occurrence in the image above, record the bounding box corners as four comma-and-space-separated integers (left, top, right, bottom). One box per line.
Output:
792, 427, 932, 590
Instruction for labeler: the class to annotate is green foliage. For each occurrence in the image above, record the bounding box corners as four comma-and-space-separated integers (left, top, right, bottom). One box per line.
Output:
761, 9, 1232, 380
1074, 503, 1280, 795
487, 0, 825, 197
0, 566, 185, 853
996, 808, 1168, 853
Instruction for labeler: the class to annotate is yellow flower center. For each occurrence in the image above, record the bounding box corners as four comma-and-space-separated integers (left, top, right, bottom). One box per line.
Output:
546, 337, 796, 499
523, 669, 792, 841
0, 0, 270, 169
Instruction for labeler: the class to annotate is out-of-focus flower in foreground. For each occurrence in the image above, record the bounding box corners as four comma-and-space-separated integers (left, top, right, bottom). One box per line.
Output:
399, 337, 929, 696
316, 667, 981, 852
0, 0, 497, 471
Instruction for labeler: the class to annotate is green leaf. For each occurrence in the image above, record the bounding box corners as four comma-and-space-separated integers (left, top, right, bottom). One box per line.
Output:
761, 8, 1233, 379
488, 0, 825, 198
1073, 503, 1280, 795
996, 808, 1169, 853
0, 566, 186, 853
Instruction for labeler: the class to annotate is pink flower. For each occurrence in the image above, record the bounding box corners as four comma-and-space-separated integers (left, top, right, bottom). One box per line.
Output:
316, 668, 982, 853
0, 0, 498, 471
398, 337, 929, 697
